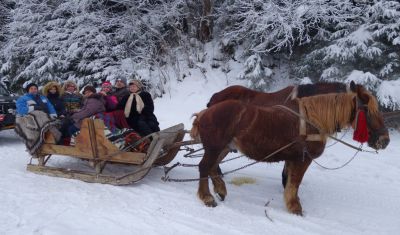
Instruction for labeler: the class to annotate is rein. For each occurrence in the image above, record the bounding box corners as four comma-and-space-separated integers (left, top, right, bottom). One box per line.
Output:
303, 144, 363, 170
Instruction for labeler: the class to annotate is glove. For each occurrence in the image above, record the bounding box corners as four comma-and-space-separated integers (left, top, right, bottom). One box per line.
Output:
50, 114, 58, 119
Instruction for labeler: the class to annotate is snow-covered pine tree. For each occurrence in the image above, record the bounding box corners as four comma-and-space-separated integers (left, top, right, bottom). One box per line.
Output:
0, 0, 131, 90
214, 0, 360, 90
0, 0, 214, 96
295, 1, 400, 109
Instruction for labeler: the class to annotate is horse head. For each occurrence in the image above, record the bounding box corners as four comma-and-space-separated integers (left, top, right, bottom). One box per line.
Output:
350, 81, 390, 150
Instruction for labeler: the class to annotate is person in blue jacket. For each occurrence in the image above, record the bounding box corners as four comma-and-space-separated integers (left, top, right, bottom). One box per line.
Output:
16, 83, 57, 118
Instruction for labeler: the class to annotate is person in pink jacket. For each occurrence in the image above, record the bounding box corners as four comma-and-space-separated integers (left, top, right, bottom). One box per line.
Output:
99, 81, 118, 112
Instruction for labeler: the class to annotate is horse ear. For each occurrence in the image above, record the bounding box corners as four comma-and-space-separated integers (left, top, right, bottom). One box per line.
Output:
357, 88, 370, 104
350, 81, 356, 92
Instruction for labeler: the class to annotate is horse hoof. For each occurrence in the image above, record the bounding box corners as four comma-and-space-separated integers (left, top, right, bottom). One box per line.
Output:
286, 200, 303, 216
292, 210, 303, 216
289, 207, 303, 216
217, 193, 225, 201
205, 200, 218, 207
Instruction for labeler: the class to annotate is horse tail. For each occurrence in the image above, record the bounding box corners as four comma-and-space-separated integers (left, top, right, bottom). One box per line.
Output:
190, 110, 206, 141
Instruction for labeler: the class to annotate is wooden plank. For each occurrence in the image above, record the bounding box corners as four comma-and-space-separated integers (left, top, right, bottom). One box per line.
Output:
116, 137, 165, 185
38, 144, 146, 164
154, 125, 185, 166
27, 164, 123, 185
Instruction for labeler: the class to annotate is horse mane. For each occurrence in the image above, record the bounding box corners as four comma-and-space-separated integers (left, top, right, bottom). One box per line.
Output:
363, 89, 380, 116
190, 109, 207, 141
300, 93, 356, 134
296, 82, 348, 98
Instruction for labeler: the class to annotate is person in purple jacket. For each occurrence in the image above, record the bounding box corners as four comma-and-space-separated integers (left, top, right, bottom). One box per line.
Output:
69, 85, 105, 133
60, 85, 106, 140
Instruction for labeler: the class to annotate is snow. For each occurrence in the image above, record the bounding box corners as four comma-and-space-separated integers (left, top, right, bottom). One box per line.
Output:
345, 70, 380, 90
377, 80, 400, 110
1, 75, 400, 235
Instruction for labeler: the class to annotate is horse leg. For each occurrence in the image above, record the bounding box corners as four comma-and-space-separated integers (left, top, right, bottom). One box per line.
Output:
198, 148, 222, 207
282, 162, 288, 188
210, 147, 230, 201
283, 159, 312, 215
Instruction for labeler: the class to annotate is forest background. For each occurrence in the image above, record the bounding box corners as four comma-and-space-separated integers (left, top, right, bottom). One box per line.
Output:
0, 0, 399, 110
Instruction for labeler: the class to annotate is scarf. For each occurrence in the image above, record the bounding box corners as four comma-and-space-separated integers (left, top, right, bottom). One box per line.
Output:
124, 92, 145, 117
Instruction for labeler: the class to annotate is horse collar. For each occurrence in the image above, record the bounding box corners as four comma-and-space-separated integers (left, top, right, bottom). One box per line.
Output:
298, 101, 325, 142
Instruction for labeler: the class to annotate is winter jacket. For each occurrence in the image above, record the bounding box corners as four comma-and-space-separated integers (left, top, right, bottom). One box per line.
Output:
112, 87, 130, 103
16, 93, 57, 118
43, 81, 66, 117
102, 93, 118, 112
61, 81, 83, 114
71, 93, 106, 128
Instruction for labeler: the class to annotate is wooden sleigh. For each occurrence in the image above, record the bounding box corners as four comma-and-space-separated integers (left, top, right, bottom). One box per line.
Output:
27, 118, 186, 185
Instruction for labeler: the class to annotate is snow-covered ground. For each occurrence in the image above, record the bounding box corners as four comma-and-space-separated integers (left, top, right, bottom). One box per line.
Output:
1, 75, 399, 235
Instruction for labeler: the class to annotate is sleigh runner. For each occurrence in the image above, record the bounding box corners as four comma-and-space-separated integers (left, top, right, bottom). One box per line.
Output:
25, 118, 186, 185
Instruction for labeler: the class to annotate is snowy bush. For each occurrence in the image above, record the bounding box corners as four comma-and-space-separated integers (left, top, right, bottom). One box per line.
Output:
239, 54, 273, 90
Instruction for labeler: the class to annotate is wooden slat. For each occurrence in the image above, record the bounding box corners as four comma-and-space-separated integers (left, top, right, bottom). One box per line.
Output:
116, 137, 165, 185
27, 164, 123, 185
154, 124, 185, 166
38, 144, 146, 164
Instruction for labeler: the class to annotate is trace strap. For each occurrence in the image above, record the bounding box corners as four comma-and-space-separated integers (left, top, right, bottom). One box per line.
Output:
162, 140, 297, 183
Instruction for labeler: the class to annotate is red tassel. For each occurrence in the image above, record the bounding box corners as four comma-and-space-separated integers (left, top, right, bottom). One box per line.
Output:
353, 110, 369, 143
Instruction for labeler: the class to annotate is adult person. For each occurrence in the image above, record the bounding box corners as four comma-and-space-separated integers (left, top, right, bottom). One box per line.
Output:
99, 81, 118, 112
61, 80, 82, 116
118, 79, 160, 136
68, 85, 106, 136
16, 83, 57, 118
43, 81, 66, 118
15, 83, 61, 151
112, 77, 129, 103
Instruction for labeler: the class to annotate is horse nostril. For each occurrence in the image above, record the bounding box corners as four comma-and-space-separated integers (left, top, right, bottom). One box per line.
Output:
380, 138, 390, 149
385, 139, 390, 147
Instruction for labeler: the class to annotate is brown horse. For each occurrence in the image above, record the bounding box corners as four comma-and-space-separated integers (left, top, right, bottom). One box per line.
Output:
191, 82, 389, 215
207, 82, 350, 186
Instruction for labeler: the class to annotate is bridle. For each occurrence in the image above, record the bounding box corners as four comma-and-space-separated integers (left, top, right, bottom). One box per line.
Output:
353, 96, 388, 139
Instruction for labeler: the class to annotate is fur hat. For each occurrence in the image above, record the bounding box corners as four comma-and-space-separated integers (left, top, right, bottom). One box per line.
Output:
128, 79, 143, 90
43, 81, 62, 96
101, 81, 112, 88
25, 83, 38, 93
82, 85, 96, 94
61, 80, 80, 94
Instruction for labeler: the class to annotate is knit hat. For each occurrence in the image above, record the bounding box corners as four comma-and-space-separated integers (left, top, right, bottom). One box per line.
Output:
128, 79, 143, 90
25, 83, 39, 93
101, 81, 112, 88
82, 85, 96, 94
115, 77, 127, 85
